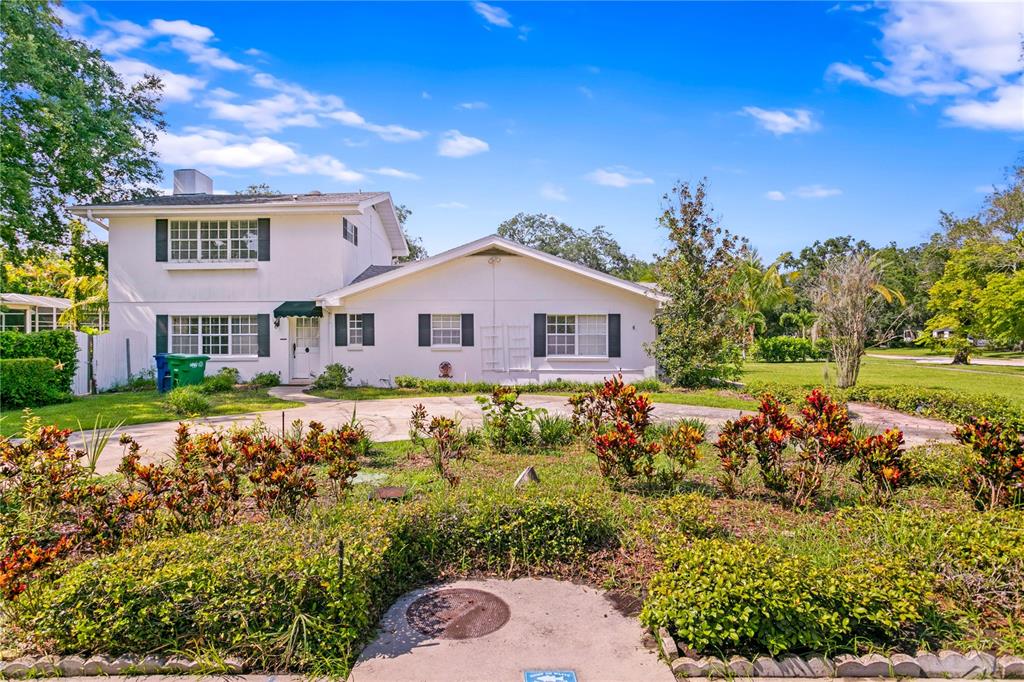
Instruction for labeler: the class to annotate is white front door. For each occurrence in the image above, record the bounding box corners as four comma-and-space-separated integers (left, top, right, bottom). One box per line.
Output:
289, 317, 321, 382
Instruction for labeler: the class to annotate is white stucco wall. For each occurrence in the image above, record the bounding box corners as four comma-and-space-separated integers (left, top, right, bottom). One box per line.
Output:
324, 253, 660, 386
106, 207, 394, 382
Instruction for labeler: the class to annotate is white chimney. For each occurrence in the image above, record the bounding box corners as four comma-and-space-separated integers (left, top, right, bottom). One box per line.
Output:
172, 169, 213, 195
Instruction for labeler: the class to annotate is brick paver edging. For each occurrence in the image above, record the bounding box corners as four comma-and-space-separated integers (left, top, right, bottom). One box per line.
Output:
0, 654, 243, 678
655, 629, 1024, 679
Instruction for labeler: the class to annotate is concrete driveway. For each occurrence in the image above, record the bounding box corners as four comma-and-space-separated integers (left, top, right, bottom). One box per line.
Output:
75, 388, 954, 475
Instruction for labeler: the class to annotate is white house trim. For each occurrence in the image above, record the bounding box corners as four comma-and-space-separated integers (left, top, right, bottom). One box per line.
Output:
317, 234, 667, 306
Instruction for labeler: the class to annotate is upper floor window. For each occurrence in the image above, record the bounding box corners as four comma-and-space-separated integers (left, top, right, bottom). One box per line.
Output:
343, 218, 359, 246
170, 219, 258, 262
546, 314, 607, 357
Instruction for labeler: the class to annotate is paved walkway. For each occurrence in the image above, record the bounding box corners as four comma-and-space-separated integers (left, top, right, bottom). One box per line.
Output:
349, 577, 672, 682
76, 389, 955, 475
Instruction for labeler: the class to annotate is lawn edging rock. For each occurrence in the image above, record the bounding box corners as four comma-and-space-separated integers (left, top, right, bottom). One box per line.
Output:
0, 654, 244, 678
658, 642, 1023, 679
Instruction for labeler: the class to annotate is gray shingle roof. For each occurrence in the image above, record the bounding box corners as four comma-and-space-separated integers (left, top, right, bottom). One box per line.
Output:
76, 191, 386, 209
350, 264, 404, 284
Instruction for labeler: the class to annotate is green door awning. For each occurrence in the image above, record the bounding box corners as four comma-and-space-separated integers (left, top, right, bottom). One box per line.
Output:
273, 301, 323, 318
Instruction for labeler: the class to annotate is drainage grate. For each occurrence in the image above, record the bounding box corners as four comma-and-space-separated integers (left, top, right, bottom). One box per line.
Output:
406, 588, 511, 640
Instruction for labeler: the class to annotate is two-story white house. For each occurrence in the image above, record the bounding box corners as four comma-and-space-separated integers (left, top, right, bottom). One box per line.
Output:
71, 169, 664, 387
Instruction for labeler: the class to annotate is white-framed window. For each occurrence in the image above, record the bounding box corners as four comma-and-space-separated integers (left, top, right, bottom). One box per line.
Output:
348, 314, 364, 346
431, 314, 461, 347
546, 314, 607, 357
171, 314, 259, 356
169, 219, 259, 262
34, 307, 58, 331
342, 218, 358, 245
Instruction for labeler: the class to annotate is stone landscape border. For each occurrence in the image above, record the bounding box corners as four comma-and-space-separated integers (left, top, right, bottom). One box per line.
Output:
0, 654, 243, 678
656, 629, 1024, 679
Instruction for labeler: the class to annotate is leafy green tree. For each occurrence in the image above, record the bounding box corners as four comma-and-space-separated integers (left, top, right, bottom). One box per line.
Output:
1, 0, 164, 257
779, 310, 817, 339
393, 204, 427, 262
234, 183, 279, 196
649, 180, 746, 386
729, 252, 792, 354
497, 212, 651, 280
924, 163, 1024, 361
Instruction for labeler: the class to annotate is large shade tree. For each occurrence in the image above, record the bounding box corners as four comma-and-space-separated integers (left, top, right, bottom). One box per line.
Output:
1, 0, 164, 257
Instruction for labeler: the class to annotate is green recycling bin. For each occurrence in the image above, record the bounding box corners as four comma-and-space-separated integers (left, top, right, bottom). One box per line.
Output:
166, 354, 210, 388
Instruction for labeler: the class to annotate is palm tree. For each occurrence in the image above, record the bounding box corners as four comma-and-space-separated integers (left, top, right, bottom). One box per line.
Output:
730, 253, 793, 356
779, 309, 818, 339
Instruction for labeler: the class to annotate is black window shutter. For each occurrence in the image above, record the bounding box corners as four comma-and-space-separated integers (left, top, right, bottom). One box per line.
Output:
461, 313, 474, 347
257, 218, 270, 261
362, 313, 375, 346
354, 225, 359, 246
418, 314, 431, 347
533, 313, 547, 357
335, 314, 348, 346
155, 219, 168, 262
257, 314, 270, 357
608, 314, 622, 358
155, 314, 168, 354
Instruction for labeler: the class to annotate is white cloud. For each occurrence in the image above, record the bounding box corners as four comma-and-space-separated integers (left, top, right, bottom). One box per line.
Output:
206, 93, 319, 132
742, 107, 819, 135
438, 130, 490, 158
149, 18, 214, 42
436, 201, 469, 209
517, 25, 532, 41
457, 101, 489, 110
540, 183, 568, 201
93, 31, 146, 54
156, 128, 364, 183
286, 155, 363, 183
826, 2, 1023, 131
244, 47, 268, 58
585, 167, 654, 188
170, 36, 245, 71
421, 91, 432, 100
578, 86, 594, 99
472, 2, 512, 28
110, 58, 206, 102
156, 129, 297, 168
53, 4, 88, 30
765, 190, 786, 201
944, 80, 1024, 132
368, 167, 421, 180
793, 185, 842, 199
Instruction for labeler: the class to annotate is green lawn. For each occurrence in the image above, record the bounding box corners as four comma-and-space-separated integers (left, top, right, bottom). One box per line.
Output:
310, 385, 757, 411
868, 347, 1024, 360
0, 389, 301, 437
742, 357, 1024, 407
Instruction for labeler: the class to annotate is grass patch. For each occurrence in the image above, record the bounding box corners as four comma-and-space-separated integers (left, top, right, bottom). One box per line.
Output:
742, 357, 1024, 408
868, 347, 1024, 360
0, 388, 301, 437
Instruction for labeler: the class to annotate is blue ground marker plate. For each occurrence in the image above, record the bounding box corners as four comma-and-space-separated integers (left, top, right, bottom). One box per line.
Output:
524, 672, 578, 682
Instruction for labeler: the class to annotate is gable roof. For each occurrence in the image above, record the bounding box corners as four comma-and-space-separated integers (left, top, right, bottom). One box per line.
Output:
69, 191, 409, 258
350, 264, 405, 284
317, 235, 668, 305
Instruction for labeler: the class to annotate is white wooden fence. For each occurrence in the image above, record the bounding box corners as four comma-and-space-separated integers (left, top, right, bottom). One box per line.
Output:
72, 330, 149, 395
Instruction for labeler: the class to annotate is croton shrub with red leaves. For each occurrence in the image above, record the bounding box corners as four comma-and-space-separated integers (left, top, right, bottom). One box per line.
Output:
0, 418, 364, 600
953, 416, 1024, 510
715, 389, 915, 508
571, 374, 703, 483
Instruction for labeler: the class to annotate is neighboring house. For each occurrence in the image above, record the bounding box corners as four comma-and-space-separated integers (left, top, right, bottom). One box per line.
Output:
70, 169, 663, 386
0, 293, 108, 333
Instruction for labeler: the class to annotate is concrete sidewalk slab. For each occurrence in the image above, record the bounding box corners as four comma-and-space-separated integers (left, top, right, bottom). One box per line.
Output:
349, 577, 673, 682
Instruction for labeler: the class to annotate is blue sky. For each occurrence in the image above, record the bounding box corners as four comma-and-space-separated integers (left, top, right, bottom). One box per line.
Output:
59, 1, 1023, 260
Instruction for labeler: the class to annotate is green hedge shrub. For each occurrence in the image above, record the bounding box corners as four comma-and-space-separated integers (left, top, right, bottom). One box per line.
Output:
312, 363, 352, 390
641, 537, 931, 655
164, 385, 210, 416
0, 357, 68, 408
249, 371, 280, 388
754, 336, 817, 362
0, 329, 78, 392
393, 375, 658, 395
12, 503, 427, 673
199, 366, 239, 393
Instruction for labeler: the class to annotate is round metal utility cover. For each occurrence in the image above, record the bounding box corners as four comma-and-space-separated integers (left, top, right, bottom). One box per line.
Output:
406, 588, 511, 640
